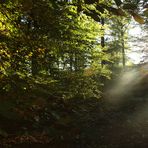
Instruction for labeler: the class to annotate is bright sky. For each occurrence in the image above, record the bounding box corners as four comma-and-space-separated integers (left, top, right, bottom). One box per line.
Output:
127, 52, 145, 64
127, 24, 145, 64
128, 26, 142, 36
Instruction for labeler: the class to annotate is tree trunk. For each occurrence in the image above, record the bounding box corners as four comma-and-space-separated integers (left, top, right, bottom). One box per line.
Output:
121, 31, 125, 68
101, 17, 105, 68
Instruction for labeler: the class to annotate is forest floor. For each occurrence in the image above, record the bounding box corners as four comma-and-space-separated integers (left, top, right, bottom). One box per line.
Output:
0, 79, 148, 147
0, 96, 148, 148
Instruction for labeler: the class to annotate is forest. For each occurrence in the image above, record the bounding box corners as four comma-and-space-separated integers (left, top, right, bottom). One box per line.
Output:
0, 0, 148, 147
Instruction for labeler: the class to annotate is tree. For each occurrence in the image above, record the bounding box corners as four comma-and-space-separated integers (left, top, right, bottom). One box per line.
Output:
0, 0, 146, 97
107, 17, 130, 68
0, 0, 112, 98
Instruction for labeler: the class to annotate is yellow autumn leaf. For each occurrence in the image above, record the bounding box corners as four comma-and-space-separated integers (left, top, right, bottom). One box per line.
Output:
132, 13, 145, 24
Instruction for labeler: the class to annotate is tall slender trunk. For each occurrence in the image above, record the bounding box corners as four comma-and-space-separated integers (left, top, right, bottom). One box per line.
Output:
101, 17, 105, 68
121, 31, 125, 68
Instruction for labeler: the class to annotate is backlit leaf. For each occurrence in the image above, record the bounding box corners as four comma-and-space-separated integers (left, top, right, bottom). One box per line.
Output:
131, 13, 145, 24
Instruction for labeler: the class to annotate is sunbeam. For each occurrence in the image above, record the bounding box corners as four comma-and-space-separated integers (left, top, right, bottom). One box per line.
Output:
105, 64, 148, 107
